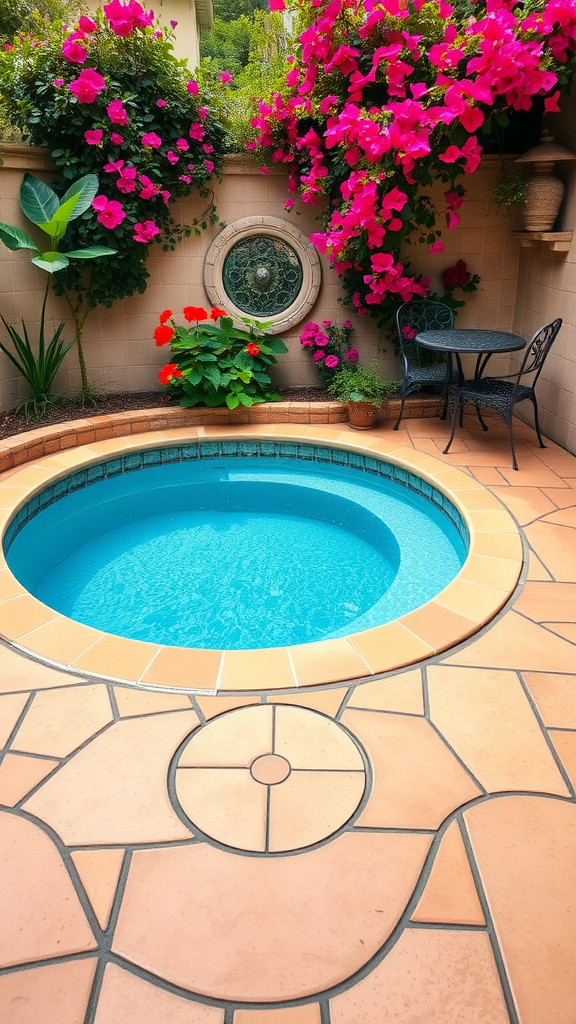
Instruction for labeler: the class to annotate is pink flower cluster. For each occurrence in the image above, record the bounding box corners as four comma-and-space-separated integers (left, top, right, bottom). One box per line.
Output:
103, 0, 154, 37
299, 319, 357, 371
252, 0, 575, 314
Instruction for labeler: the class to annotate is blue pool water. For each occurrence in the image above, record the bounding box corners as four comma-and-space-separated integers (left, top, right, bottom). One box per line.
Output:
5, 446, 468, 649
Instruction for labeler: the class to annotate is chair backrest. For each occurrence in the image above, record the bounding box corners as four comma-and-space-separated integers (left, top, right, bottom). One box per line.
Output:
396, 300, 454, 363
516, 318, 562, 387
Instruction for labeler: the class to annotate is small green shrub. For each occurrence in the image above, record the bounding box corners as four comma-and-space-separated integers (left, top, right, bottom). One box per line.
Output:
328, 364, 399, 409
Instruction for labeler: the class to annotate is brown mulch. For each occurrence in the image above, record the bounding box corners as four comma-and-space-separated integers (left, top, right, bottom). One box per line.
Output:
0, 387, 333, 441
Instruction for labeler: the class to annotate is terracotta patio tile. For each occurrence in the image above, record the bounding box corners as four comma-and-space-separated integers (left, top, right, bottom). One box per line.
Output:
290, 638, 370, 686
347, 669, 424, 715
70, 848, 125, 929
71, 635, 160, 683
234, 1006, 321, 1024
12, 684, 113, 758
465, 795, 576, 1024
195, 694, 261, 719
526, 549, 554, 580
113, 686, 192, 716
348, 621, 433, 674
178, 705, 272, 767
0, 810, 96, 967
543, 621, 576, 643
399, 602, 478, 650
0, 752, 59, 805
434, 578, 508, 622
522, 672, 576, 728
270, 688, 348, 716
17, 617, 103, 665
489, 485, 557, 524
274, 705, 364, 770
470, 466, 509, 485
219, 648, 295, 691
0, 691, 29, 747
541, 505, 576, 528
112, 831, 431, 1001
330, 927, 508, 1024
548, 730, 576, 789
0, 645, 85, 693
524, 520, 576, 581
341, 710, 481, 829
24, 712, 198, 845
541, 481, 576, 509
427, 666, 568, 794
0, 594, 58, 640
175, 767, 268, 850
94, 963, 224, 1024
268, 770, 365, 851
411, 820, 484, 925
514, 582, 576, 622
0, 958, 97, 1024
140, 646, 222, 689
441, 610, 576, 672
498, 460, 569, 488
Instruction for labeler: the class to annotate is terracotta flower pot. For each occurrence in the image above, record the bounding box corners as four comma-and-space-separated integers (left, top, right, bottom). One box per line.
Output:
347, 400, 380, 429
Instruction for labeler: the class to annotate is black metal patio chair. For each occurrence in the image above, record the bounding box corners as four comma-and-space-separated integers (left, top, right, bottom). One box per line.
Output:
394, 299, 454, 430
443, 318, 562, 470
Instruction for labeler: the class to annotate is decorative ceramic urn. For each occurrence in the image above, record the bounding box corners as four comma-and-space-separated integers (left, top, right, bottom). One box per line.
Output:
516, 131, 576, 232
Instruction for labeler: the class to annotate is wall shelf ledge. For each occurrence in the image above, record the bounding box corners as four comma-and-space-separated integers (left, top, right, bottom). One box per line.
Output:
513, 231, 573, 252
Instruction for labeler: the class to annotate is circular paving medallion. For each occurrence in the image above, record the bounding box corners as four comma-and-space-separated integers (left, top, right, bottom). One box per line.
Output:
171, 705, 369, 854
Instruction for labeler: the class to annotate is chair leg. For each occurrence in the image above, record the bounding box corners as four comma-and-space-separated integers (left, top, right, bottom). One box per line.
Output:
459, 397, 464, 428
507, 417, 519, 471
394, 392, 406, 431
441, 388, 450, 421
443, 394, 461, 455
474, 403, 489, 432
532, 395, 546, 449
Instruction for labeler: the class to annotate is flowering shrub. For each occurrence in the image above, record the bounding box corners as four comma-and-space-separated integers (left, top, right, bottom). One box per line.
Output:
299, 318, 358, 382
250, 0, 576, 335
155, 303, 289, 408
327, 361, 398, 407
0, 2, 227, 386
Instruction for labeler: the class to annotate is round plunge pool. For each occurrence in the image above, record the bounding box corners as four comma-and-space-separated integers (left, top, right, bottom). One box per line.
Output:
3, 441, 469, 650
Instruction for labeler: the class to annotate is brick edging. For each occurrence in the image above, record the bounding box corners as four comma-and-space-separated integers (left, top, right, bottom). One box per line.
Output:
0, 396, 443, 474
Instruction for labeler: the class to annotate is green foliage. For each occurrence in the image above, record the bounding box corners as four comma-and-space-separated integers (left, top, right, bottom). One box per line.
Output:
161, 312, 288, 409
0, 282, 76, 416
211, 0, 267, 24
0, 0, 80, 43
328, 364, 398, 408
493, 171, 528, 208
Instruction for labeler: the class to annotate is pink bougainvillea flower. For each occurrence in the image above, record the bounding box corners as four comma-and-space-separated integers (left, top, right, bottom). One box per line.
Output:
103, 0, 153, 37
178, 174, 192, 183
91, 194, 125, 229
544, 90, 561, 113
84, 128, 103, 145
269, 0, 286, 9
159, 363, 182, 384
157, 98, 166, 107
116, 166, 137, 193
139, 174, 159, 199
69, 68, 106, 103
260, 166, 269, 174
203, 143, 214, 154
154, 324, 174, 346
198, 106, 207, 120
315, 331, 329, 347
170, 19, 177, 27
342, 320, 353, 330
186, 79, 199, 95
313, 350, 324, 362
104, 158, 124, 173
325, 354, 339, 368
403, 326, 417, 339
3, 43, 14, 50
345, 348, 359, 362
110, 132, 124, 145
176, 137, 189, 151
78, 15, 98, 32
62, 38, 87, 63
284, 199, 295, 210
107, 98, 129, 125
53, 78, 64, 86
161, 190, 170, 204
141, 131, 162, 149
245, 140, 256, 151
133, 220, 161, 244
219, 71, 232, 84
428, 240, 445, 254
189, 122, 205, 141
204, 159, 214, 173
186, 164, 195, 172
166, 150, 179, 164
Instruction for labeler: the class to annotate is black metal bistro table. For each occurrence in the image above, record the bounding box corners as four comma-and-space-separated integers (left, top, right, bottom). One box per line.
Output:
415, 328, 526, 384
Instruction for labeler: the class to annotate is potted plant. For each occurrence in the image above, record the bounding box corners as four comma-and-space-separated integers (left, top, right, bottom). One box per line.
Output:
328, 363, 398, 429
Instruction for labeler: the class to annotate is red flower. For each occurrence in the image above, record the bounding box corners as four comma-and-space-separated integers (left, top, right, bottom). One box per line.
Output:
210, 305, 227, 320
183, 305, 208, 322
154, 324, 174, 347
246, 343, 260, 356
443, 260, 470, 290
159, 363, 182, 385
159, 309, 172, 324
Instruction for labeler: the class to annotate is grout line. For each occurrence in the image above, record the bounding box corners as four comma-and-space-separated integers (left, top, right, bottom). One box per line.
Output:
516, 671, 576, 799
135, 646, 162, 684
214, 651, 225, 691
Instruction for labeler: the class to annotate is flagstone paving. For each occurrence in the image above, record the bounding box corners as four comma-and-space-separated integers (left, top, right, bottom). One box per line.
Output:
1, 411, 576, 1023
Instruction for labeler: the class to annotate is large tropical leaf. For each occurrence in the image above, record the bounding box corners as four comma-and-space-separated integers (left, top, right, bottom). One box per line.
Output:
59, 174, 99, 220
0, 223, 38, 252
64, 246, 118, 259
37, 194, 82, 242
31, 252, 70, 273
20, 174, 59, 225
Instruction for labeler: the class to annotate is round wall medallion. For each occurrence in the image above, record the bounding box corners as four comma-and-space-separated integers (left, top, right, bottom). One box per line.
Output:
171, 704, 368, 854
204, 216, 322, 334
